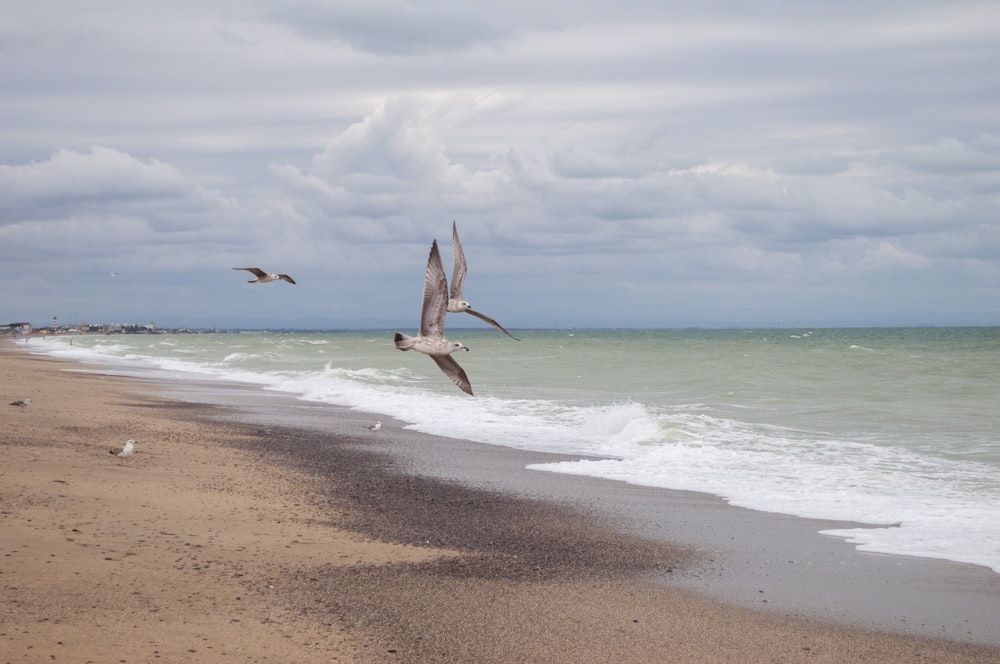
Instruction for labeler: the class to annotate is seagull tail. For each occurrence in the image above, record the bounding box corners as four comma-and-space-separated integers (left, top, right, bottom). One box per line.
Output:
393, 332, 414, 351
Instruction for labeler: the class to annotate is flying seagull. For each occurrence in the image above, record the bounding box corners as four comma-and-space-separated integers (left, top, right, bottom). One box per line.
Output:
109, 439, 136, 463
363, 420, 382, 432
232, 267, 296, 284
9, 399, 31, 408
448, 222, 519, 340
394, 240, 474, 396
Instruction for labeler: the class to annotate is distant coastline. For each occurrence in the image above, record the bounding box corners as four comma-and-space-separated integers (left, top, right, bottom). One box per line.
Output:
4, 322, 231, 337
6, 321, 995, 340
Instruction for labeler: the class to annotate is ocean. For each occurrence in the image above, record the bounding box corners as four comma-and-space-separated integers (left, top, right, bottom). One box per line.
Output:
20, 326, 1000, 574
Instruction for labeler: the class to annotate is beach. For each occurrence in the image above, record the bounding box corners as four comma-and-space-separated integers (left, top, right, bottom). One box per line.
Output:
2, 343, 999, 663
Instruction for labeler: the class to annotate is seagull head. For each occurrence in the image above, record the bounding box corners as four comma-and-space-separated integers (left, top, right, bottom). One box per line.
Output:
449, 341, 470, 353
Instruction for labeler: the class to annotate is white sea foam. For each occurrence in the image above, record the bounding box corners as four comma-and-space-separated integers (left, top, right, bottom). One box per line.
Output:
528, 416, 1000, 573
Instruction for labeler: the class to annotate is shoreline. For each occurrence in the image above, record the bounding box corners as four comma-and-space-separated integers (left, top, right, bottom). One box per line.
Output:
144, 352, 1000, 645
3, 343, 1000, 663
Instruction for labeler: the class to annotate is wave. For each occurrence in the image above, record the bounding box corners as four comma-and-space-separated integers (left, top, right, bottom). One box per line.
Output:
529, 413, 1000, 573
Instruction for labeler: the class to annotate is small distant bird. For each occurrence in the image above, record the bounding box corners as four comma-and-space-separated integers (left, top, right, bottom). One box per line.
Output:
448, 222, 519, 340
109, 439, 136, 462
395, 240, 474, 396
109, 272, 117, 278
9, 399, 31, 408
232, 267, 296, 284
363, 420, 382, 432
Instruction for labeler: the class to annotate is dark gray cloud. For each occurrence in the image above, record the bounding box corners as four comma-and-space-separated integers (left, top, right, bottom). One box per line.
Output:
261, 0, 514, 54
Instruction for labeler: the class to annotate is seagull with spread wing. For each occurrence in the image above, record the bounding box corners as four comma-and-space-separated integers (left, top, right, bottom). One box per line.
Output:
394, 240, 474, 396
232, 267, 296, 284
448, 222, 519, 340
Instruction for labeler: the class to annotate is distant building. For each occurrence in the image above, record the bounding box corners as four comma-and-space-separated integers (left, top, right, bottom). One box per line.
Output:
3, 322, 33, 335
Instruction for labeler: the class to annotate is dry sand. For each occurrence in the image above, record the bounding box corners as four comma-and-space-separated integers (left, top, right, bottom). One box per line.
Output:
3, 343, 999, 663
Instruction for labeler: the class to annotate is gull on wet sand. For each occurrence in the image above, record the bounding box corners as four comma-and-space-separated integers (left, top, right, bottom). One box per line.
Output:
109, 439, 136, 462
363, 420, 382, 432
232, 267, 296, 284
448, 222, 519, 340
9, 399, 31, 408
394, 240, 474, 396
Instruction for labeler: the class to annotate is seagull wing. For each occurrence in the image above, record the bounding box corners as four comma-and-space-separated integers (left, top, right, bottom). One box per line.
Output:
450, 221, 467, 301
464, 308, 521, 341
420, 240, 449, 338
234, 267, 267, 278
431, 354, 474, 396
277, 274, 296, 284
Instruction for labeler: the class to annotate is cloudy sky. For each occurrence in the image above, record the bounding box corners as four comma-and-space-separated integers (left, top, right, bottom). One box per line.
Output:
2, 1, 999, 330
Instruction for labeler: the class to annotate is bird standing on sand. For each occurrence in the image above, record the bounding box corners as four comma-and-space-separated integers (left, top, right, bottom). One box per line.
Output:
9, 399, 31, 408
232, 267, 296, 284
448, 222, 520, 340
364, 420, 382, 432
394, 240, 474, 396
109, 439, 136, 463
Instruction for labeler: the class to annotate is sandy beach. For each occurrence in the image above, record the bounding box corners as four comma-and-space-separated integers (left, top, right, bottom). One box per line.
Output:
3, 343, 999, 663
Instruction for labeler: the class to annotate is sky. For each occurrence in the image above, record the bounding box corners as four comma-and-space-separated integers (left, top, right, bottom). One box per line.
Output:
2, 1, 999, 330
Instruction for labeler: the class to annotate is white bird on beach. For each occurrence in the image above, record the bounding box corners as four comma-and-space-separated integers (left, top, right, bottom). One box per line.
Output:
109, 439, 136, 462
363, 420, 382, 432
448, 222, 520, 340
232, 267, 296, 284
9, 398, 31, 408
394, 240, 474, 396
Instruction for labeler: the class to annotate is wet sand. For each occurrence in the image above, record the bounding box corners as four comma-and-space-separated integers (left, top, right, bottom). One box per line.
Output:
3, 342, 999, 663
